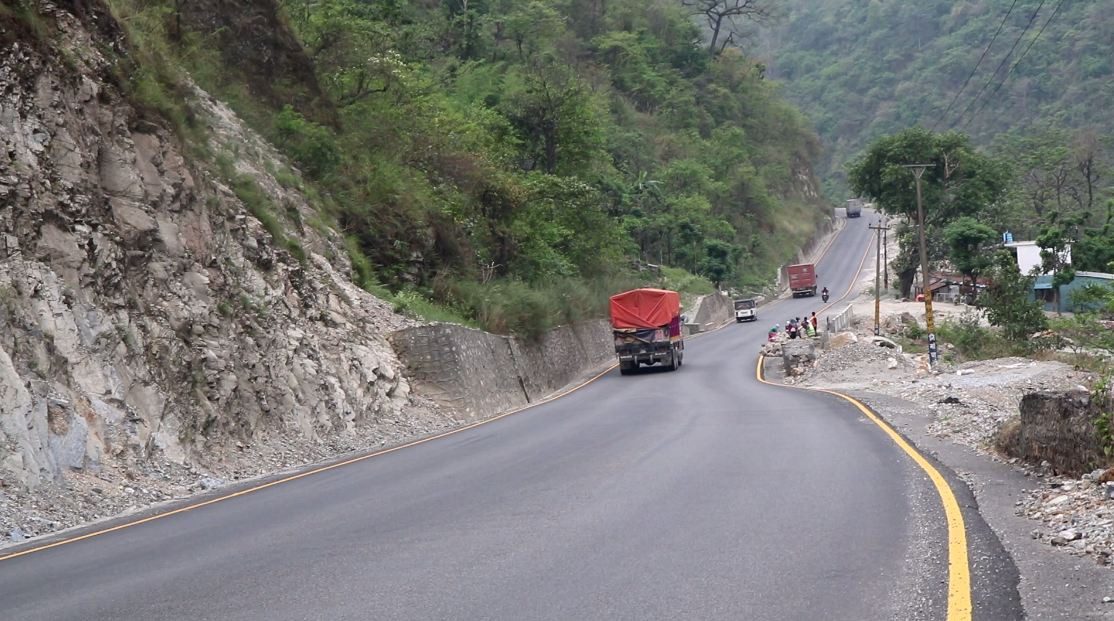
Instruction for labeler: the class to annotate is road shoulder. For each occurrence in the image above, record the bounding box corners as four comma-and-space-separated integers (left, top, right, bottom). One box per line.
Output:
848, 390, 1114, 620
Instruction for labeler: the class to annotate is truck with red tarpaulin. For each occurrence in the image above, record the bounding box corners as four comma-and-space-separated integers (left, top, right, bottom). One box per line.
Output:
609, 288, 684, 375
787, 263, 818, 297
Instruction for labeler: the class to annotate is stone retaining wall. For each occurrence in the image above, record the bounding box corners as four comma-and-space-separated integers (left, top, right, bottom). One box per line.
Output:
390, 321, 614, 420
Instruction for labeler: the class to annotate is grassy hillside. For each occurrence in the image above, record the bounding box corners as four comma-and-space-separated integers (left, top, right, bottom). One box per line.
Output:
99, 0, 831, 334
757, 0, 1114, 199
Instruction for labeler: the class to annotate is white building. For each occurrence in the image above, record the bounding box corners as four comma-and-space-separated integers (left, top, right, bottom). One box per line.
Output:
1004, 240, 1071, 275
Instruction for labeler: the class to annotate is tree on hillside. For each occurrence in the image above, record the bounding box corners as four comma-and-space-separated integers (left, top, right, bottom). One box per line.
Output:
977, 251, 1048, 342
1036, 224, 1077, 315
501, 59, 604, 175
681, 0, 777, 54
1051, 283, 1114, 364
1074, 218, 1114, 273
996, 125, 1111, 225
1068, 130, 1105, 216
944, 217, 997, 298
848, 127, 1008, 296
257, 0, 828, 332
699, 239, 736, 288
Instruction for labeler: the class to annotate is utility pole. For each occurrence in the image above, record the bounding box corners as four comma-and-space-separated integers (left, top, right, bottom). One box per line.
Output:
882, 218, 889, 289
904, 164, 938, 367
869, 220, 890, 336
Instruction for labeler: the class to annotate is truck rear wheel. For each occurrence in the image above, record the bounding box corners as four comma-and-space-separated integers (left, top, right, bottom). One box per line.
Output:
619, 361, 636, 375
667, 350, 679, 371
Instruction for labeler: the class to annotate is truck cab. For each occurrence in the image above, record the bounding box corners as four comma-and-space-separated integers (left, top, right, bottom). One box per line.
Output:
734, 298, 757, 322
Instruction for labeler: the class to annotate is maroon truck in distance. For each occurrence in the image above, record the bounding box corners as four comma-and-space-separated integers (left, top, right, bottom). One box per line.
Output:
787, 263, 818, 297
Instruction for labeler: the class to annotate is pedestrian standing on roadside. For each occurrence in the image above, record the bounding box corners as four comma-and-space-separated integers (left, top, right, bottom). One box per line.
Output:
811, 312, 818, 333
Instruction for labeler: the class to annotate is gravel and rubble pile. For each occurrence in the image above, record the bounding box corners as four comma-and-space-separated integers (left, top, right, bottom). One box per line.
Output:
793, 338, 919, 386
798, 312, 1112, 568
899, 359, 1089, 451
1018, 466, 1114, 566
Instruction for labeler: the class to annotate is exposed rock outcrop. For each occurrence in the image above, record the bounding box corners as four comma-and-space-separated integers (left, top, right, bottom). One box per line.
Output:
0, 2, 458, 539
996, 389, 1109, 477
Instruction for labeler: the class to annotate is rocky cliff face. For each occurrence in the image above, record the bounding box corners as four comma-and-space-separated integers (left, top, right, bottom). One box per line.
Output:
0, 2, 457, 541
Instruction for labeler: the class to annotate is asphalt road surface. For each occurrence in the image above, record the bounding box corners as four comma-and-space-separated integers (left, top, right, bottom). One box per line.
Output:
0, 212, 1022, 620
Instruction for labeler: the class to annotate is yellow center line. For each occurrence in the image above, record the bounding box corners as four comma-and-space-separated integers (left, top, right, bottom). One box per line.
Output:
754, 356, 972, 621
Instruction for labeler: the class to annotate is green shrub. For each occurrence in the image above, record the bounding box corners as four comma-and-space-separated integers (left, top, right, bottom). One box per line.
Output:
1093, 375, 1114, 459
904, 321, 924, 340
344, 236, 379, 292
391, 289, 476, 327
216, 153, 307, 265
274, 106, 340, 180
2, 2, 50, 42
659, 266, 715, 296
934, 311, 1036, 361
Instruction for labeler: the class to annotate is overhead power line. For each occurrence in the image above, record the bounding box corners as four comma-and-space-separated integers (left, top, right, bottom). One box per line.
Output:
931, 0, 1020, 132
948, 0, 1047, 131
963, 0, 1069, 128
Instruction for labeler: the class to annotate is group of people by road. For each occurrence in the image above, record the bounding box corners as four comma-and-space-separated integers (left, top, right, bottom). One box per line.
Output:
768, 312, 819, 342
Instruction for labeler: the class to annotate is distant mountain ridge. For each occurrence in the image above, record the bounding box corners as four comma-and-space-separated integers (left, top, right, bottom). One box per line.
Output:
755, 0, 1114, 198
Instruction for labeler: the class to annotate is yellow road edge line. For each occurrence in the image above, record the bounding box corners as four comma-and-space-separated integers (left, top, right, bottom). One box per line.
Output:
755, 355, 972, 621
1, 219, 864, 563
0, 363, 619, 563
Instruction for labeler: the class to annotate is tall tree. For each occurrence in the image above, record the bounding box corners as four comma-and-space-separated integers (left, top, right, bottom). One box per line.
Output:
848, 127, 1009, 296
944, 216, 997, 298
681, 0, 776, 54
977, 252, 1049, 341
1036, 224, 1078, 315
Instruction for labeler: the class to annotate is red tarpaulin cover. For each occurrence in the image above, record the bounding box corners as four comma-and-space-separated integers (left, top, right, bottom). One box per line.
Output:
609, 288, 681, 329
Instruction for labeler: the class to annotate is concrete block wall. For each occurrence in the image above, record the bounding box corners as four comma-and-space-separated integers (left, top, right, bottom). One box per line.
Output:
825, 304, 855, 334
510, 321, 614, 403
388, 323, 524, 420
691, 292, 733, 329
390, 320, 614, 420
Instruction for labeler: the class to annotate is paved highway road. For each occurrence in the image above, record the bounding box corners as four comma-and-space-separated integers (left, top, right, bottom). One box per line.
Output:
0, 213, 1021, 620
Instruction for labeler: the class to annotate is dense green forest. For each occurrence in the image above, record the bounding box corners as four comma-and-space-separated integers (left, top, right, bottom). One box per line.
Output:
758, 0, 1114, 201
102, 0, 831, 336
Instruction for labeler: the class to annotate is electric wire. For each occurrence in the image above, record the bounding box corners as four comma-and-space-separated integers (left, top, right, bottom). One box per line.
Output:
948, 0, 1046, 131
962, 0, 1068, 128
931, 0, 1020, 132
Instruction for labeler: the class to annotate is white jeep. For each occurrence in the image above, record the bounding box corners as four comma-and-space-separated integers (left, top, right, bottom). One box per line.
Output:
734, 298, 757, 323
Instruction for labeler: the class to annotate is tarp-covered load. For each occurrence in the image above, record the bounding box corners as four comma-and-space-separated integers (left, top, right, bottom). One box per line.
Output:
609, 288, 681, 329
